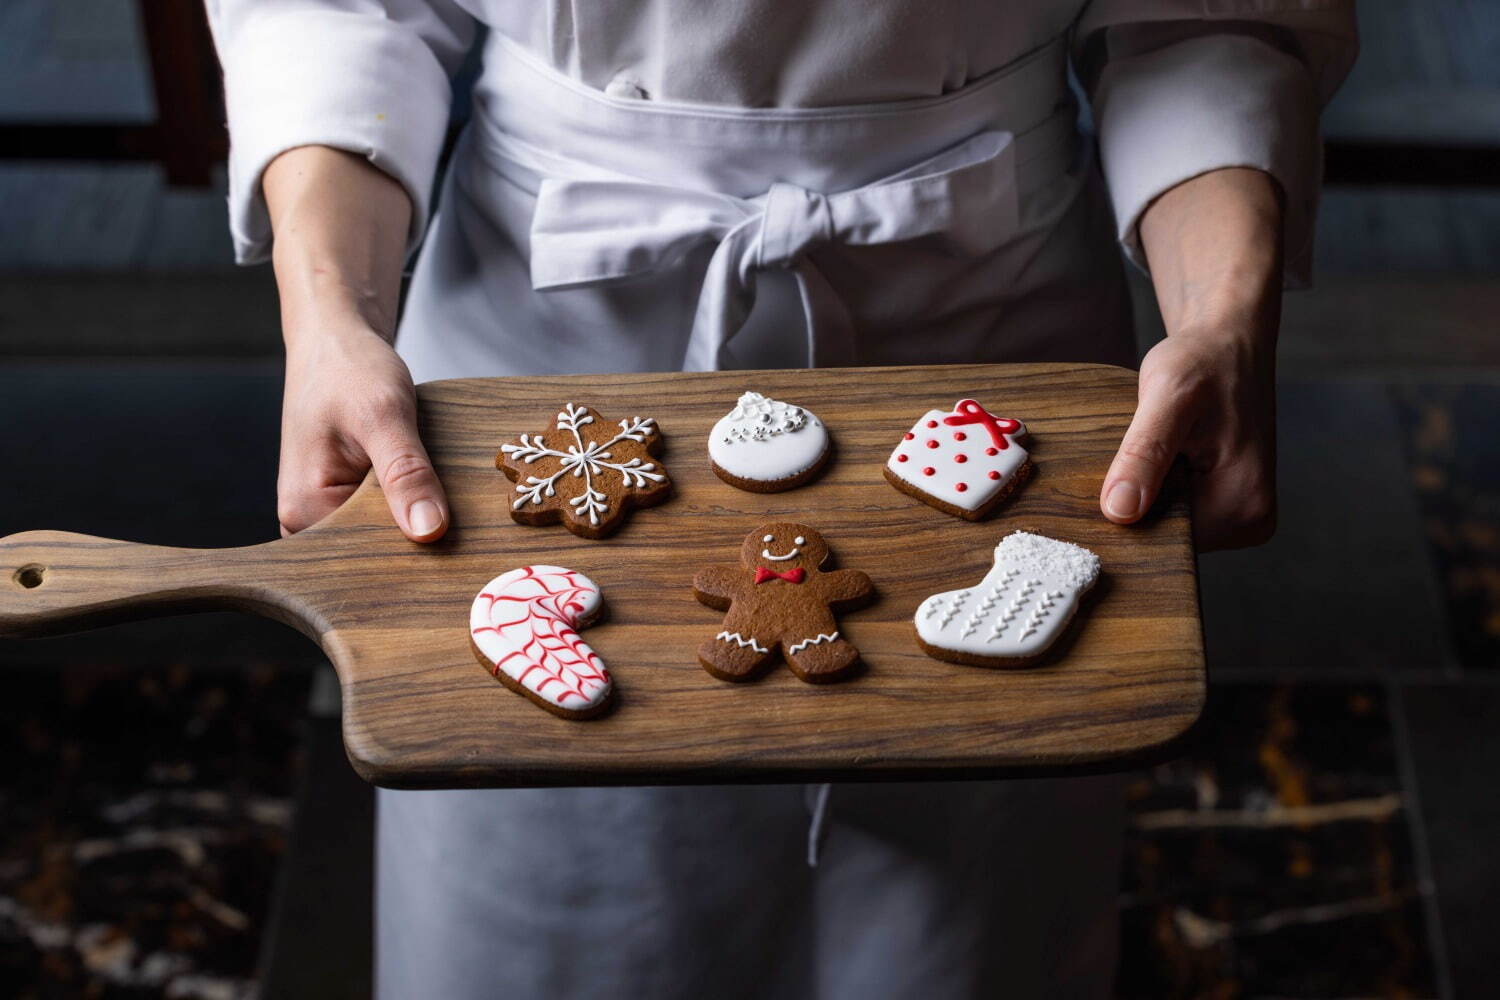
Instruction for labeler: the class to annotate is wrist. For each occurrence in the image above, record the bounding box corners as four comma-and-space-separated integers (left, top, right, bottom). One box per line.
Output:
274, 253, 397, 351
1142, 167, 1283, 340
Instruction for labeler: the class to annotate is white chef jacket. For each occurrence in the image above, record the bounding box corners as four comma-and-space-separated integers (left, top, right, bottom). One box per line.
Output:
206, 3, 1355, 997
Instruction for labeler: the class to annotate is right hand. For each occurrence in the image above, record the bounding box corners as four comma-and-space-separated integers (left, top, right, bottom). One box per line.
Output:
277, 314, 449, 542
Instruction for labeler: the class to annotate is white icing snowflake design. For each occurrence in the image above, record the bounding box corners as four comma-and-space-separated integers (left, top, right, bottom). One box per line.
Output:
501, 403, 666, 527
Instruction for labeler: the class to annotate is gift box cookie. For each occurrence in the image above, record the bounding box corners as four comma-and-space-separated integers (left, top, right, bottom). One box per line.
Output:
884, 399, 1029, 520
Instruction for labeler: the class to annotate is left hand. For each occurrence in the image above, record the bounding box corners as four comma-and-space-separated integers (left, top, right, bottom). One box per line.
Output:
1100, 167, 1284, 551
1099, 323, 1276, 551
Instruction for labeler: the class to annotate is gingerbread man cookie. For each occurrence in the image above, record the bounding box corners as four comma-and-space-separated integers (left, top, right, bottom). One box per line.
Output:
498, 403, 672, 539
884, 399, 1030, 520
693, 523, 875, 684
469, 566, 613, 719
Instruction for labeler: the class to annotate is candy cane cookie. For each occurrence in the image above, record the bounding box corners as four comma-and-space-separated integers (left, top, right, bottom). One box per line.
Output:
469, 566, 614, 719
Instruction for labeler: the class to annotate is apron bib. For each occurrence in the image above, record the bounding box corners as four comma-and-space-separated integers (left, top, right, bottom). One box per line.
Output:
396, 30, 1133, 381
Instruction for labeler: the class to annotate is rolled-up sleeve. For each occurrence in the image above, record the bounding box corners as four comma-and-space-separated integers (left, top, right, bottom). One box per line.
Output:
1075, 1, 1357, 286
205, 0, 476, 264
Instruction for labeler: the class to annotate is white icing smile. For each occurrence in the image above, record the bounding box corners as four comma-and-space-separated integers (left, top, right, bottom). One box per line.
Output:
761, 534, 805, 561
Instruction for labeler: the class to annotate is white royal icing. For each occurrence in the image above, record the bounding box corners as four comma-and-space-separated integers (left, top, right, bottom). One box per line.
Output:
914, 533, 1100, 660
788, 632, 839, 655
886, 400, 1027, 512
470, 566, 612, 711
717, 631, 769, 654
708, 392, 829, 483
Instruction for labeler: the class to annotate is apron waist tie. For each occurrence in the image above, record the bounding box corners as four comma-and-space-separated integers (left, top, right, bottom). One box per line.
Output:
805, 782, 833, 868
528, 126, 1055, 370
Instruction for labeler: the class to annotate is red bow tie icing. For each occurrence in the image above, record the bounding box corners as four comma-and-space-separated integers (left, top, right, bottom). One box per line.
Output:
755, 566, 806, 585
943, 399, 1022, 449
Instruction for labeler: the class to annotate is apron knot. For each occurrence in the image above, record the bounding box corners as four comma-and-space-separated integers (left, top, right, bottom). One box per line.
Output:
758, 182, 837, 269
527, 130, 1022, 371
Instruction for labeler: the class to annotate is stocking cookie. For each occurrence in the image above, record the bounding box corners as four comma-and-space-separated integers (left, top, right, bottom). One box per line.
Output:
884, 399, 1030, 520
469, 566, 613, 719
708, 391, 831, 492
499, 403, 671, 538
693, 523, 875, 684
914, 532, 1100, 666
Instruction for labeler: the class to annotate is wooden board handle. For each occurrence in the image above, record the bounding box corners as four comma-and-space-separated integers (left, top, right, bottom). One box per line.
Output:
0, 530, 281, 638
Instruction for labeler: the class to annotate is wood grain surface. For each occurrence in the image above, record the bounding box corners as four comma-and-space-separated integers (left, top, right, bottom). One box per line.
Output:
0, 364, 1204, 788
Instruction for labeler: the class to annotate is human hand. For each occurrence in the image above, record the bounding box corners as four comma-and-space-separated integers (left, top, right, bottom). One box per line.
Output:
1103, 167, 1283, 551
1099, 326, 1275, 550
277, 314, 449, 542
261, 146, 444, 542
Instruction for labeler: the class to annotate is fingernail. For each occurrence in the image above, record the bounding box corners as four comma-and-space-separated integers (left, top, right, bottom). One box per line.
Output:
1105, 481, 1141, 520
409, 499, 443, 537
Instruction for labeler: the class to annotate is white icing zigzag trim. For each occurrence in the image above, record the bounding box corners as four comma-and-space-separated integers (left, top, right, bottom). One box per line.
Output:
788, 632, 839, 655
716, 631, 769, 654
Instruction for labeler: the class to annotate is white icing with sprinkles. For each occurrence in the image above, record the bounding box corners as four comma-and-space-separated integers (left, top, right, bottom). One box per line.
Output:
708, 392, 829, 484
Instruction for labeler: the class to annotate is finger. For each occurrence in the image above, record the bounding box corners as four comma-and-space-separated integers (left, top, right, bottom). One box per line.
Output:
1101, 383, 1197, 525
1189, 451, 1276, 552
277, 480, 359, 535
363, 420, 449, 543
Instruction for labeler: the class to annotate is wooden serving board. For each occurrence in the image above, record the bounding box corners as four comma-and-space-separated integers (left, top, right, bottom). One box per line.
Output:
0, 364, 1203, 788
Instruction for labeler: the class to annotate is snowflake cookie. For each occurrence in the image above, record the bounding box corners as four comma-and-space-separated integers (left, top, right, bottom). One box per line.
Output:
498, 403, 672, 539
914, 532, 1100, 666
469, 566, 613, 719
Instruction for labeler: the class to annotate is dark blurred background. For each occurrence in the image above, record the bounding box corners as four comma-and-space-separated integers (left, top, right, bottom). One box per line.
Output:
1, 2, 1497, 998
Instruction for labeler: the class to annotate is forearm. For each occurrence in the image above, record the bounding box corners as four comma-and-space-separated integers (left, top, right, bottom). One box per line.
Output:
263, 146, 412, 347
1138, 166, 1283, 349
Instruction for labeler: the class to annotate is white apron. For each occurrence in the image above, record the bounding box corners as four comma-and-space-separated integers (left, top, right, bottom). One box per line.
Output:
385, 28, 1132, 1000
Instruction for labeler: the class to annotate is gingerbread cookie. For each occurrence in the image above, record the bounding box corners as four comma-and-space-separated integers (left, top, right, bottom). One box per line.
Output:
469, 565, 614, 719
708, 391, 831, 492
499, 403, 671, 538
914, 532, 1100, 666
693, 523, 875, 684
884, 399, 1030, 520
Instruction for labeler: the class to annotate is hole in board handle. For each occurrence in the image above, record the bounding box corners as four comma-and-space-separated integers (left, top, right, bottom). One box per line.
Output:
14, 564, 45, 589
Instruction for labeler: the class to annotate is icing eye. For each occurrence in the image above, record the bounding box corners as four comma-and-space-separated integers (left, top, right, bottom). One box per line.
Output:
762, 534, 774, 542
794, 536, 805, 545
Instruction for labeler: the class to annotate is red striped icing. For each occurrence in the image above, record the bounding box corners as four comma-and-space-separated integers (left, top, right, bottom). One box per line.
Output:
469, 566, 611, 711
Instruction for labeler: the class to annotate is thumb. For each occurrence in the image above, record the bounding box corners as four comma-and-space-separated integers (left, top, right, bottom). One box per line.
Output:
1101, 381, 1196, 525
365, 424, 450, 543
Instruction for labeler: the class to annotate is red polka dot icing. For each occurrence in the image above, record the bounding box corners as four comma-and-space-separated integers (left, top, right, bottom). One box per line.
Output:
885, 400, 1028, 514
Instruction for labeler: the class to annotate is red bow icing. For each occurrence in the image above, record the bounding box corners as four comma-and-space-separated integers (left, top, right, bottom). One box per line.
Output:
942, 398, 1022, 449
755, 566, 806, 585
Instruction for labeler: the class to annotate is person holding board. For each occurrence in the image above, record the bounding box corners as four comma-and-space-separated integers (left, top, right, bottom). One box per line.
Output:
206, 2, 1356, 996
